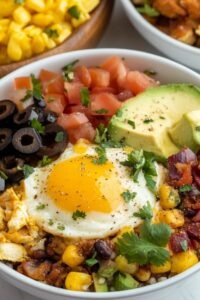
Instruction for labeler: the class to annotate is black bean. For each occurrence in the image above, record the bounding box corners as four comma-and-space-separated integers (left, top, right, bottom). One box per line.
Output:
182, 207, 197, 218
94, 240, 112, 260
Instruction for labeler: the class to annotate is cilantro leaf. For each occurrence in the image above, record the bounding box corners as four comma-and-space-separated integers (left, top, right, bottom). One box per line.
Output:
121, 149, 145, 182
143, 118, 154, 124
85, 253, 98, 267
36, 203, 46, 210
121, 190, 136, 203
127, 120, 135, 129
137, 1, 160, 17
31, 74, 42, 100
134, 201, 153, 220
180, 240, 188, 252
72, 210, 86, 221
55, 131, 64, 142
80, 87, 90, 107
144, 174, 156, 193
0, 170, 8, 180
95, 124, 108, 144
20, 90, 32, 102
117, 231, 170, 266
95, 108, 109, 114
92, 147, 107, 164
23, 164, 34, 179
44, 28, 59, 38
195, 126, 200, 132
31, 118, 45, 134
179, 184, 192, 193
57, 224, 65, 230
68, 5, 80, 19
40, 156, 52, 167
140, 221, 171, 247
62, 60, 79, 82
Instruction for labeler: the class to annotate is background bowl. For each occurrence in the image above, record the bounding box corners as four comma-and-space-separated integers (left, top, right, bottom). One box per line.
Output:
0, 0, 114, 78
121, 0, 200, 71
0, 48, 200, 300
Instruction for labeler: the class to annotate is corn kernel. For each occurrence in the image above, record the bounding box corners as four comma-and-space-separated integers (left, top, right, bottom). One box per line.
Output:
56, 0, 69, 15
159, 184, 180, 209
82, 0, 100, 13
135, 267, 151, 282
32, 34, 45, 54
62, 244, 84, 267
115, 255, 138, 275
13, 7, 31, 26
41, 33, 56, 49
71, 10, 90, 28
7, 35, 22, 61
20, 36, 32, 59
50, 22, 72, 44
24, 25, 42, 37
157, 209, 184, 228
25, 0, 45, 13
65, 272, 92, 291
0, 0, 16, 18
8, 21, 22, 36
171, 250, 198, 273
32, 13, 54, 27
150, 261, 171, 274
0, 19, 10, 28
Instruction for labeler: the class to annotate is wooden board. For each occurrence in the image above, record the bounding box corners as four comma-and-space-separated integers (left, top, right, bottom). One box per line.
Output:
0, 0, 114, 77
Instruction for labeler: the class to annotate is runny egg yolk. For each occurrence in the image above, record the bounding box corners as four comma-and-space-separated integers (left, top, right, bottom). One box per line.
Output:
47, 156, 123, 213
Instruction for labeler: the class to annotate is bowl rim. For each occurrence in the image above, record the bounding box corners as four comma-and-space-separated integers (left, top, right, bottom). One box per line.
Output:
0, 48, 200, 298
121, 0, 200, 54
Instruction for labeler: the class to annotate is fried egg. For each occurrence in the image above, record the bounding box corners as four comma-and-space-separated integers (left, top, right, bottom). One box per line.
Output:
23, 142, 164, 239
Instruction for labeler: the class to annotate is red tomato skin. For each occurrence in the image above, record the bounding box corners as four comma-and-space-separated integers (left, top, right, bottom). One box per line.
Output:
117, 89, 133, 101
44, 93, 66, 115
68, 122, 95, 143
89, 68, 110, 88
75, 65, 92, 87
64, 82, 83, 105
92, 87, 117, 94
57, 112, 88, 130
14, 77, 32, 90
39, 69, 64, 94
101, 56, 128, 86
90, 93, 122, 116
125, 71, 158, 95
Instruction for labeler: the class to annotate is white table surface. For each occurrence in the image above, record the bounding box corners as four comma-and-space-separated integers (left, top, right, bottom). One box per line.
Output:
1, 1, 200, 299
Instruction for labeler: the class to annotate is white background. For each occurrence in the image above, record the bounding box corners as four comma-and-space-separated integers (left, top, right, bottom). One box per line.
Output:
1, 1, 200, 299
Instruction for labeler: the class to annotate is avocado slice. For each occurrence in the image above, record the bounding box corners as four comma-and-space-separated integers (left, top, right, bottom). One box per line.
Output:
114, 272, 139, 291
109, 84, 200, 157
92, 273, 108, 292
169, 110, 200, 152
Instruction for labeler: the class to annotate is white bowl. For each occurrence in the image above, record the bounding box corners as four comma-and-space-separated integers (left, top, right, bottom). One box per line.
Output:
121, 0, 200, 71
0, 48, 200, 300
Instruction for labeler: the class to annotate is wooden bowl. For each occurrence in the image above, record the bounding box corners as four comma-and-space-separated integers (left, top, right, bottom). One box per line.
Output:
0, 0, 114, 77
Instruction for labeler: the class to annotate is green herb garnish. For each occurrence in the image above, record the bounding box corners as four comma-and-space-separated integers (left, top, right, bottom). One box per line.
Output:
55, 131, 64, 142
48, 219, 54, 226
20, 89, 32, 102
195, 126, 200, 131
144, 69, 157, 76
92, 147, 107, 164
57, 224, 65, 230
0, 170, 8, 180
85, 253, 98, 267
179, 184, 192, 193
127, 120, 135, 129
80, 87, 90, 107
134, 201, 153, 220
136, 1, 160, 17
31, 74, 42, 100
31, 118, 45, 134
68, 5, 80, 19
180, 240, 188, 252
95, 108, 109, 114
36, 203, 46, 210
44, 28, 59, 38
22, 164, 34, 179
72, 210, 86, 221
121, 190, 136, 203
40, 156, 52, 167
143, 118, 154, 124
62, 60, 79, 81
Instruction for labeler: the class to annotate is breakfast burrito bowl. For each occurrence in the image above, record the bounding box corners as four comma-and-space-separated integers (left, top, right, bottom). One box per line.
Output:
0, 49, 200, 300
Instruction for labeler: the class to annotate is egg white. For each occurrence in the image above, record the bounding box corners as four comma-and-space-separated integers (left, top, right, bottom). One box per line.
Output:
23, 146, 163, 239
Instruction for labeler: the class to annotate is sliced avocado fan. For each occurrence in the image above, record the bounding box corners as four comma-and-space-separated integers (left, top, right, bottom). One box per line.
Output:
109, 84, 200, 157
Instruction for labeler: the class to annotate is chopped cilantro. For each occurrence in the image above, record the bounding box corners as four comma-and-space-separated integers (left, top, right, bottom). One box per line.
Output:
72, 210, 86, 221
36, 203, 46, 210
15, 0, 24, 3
31, 118, 45, 134
134, 201, 153, 220
159, 116, 165, 120
143, 118, 154, 124
95, 124, 108, 144
23, 164, 34, 179
0, 171, 8, 180
195, 126, 200, 131
121, 149, 145, 182
48, 219, 54, 226
57, 224, 65, 230
55, 131, 64, 142
179, 184, 192, 193
40, 156, 52, 167
116, 110, 123, 117
62, 60, 79, 82
68, 5, 80, 19
80, 87, 90, 107
121, 190, 136, 203
117, 220, 171, 266
85, 253, 98, 267
180, 240, 188, 252
92, 147, 107, 164
95, 108, 109, 114
44, 28, 59, 38
127, 120, 135, 129
136, 1, 160, 17
31, 74, 42, 100
20, 90, 32, 102
144, 173, 156, 194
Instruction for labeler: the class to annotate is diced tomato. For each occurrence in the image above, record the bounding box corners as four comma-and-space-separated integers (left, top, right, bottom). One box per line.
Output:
39, 69, 64, 94
89, 68, 110, 88
68, 122, 95, 143
44, 93, 66, 115
117, 89, 133, 101
101, 56, 128, 87
57, 112, 88, 130
75, 65, 91, 87
125, 71, 158, 95
91, 93, 122, 116
68, 104, 91, 117
175, 163, 193, 187
64, 82, 83, 105
14, 77, 32, 90
92, 87, 117, 94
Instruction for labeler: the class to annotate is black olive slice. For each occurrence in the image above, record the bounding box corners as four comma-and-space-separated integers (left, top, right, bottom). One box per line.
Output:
33, 96, 46, 108
38, 124, 68, 157
0, 100, 16, 123
0, 156, 24, 183
33, 107, 46, 123
0, 128, 12, 152
13, 107, 35, 126
12, 127, 41, 154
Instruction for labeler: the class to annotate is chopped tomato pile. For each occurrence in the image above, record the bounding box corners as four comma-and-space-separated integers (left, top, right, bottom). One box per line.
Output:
13, 56, 158, 143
